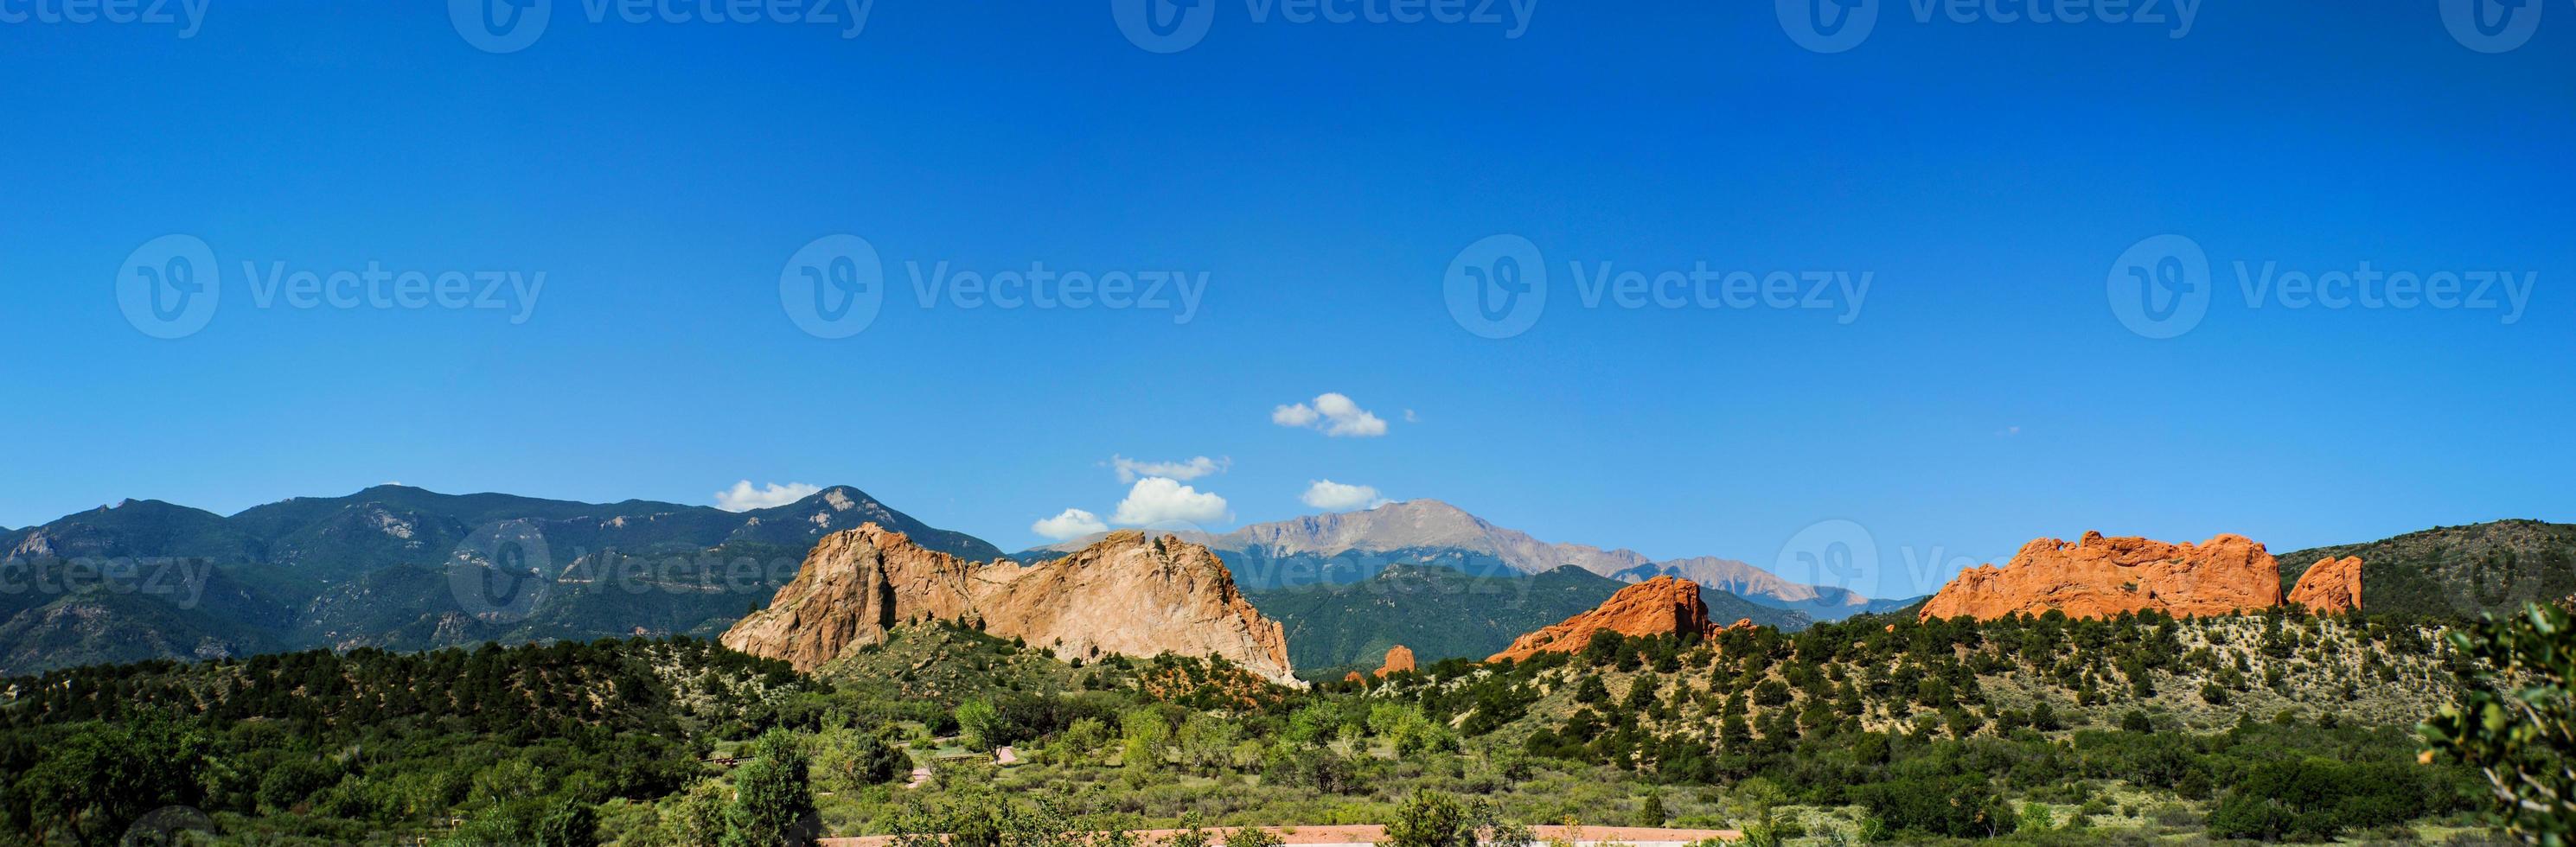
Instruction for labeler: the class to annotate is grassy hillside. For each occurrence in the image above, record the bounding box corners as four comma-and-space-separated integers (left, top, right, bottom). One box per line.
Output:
1248, 564, 1812, 678
2278, 519, 2576, 619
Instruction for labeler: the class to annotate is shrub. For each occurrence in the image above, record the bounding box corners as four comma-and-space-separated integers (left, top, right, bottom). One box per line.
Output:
1380, 789, 1473, 847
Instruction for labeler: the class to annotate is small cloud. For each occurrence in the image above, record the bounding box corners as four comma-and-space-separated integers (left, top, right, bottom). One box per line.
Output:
1110, 477, 1230, 525
1997, 425, 2023, 436
1300, 480, 1388, 512
1031, 508, 1109, 540
1272, 392, 1389, 437
1403, 410, 1419, 424
714, 481, 822, 512
1110, 455, 1230, 483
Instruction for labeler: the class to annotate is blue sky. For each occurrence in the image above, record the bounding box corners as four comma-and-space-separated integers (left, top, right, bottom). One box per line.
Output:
2, 1, 2569, 598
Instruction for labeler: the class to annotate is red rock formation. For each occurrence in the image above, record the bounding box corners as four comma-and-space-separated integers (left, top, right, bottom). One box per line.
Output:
720, 525, 1299, 685
2287, 556, 2362, 615
1488, 576, 1738, 663
1919, 532, 2286, 621
1343, 671, 1365, 684
1373, 645, 1416, 678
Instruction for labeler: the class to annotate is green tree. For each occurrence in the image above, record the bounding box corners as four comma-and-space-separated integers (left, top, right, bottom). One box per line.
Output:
15, 710, 214, 845
728, 729, 818, 847
1633, 789, 1667, 827
2017, 802, 2055, 833
534, 797, 601, 847
956, 698, 1005, 752
2422, 602, 2576, 843
814, 728, 910, 790
1121, 708, 1173, 769
1379, 789, 1473, 847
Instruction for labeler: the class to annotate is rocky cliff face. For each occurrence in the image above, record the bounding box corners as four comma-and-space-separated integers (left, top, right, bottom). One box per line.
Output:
2286, 555, 2362, 615
720, 525, 1298, 685
1488, 576, 1742, 663
1920, 532, 2291, 621
1374, 645, 1416, 678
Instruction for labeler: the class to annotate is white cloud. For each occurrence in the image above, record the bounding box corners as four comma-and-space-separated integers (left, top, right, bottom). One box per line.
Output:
1300, 480, 1387, 512
1111, 455, 1230, 483
1110, 477, 1230, 526
714, 481, 822, 512
1272, 392, 1389, 437
1031, 508, 1109, 540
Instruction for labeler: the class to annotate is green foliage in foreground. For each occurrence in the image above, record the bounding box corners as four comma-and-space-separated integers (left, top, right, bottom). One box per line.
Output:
0, 636, 798, 845
2423, 601, 2576, 844
0, 610, 2517, 844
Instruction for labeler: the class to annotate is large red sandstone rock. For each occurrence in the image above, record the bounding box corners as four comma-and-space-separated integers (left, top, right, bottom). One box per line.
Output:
1487, 576, 1742, 663
1373, 645, 1416, 678
720, 525, 1298, 685
1919, 532, 2286, 621
2287, 556, 2363, 615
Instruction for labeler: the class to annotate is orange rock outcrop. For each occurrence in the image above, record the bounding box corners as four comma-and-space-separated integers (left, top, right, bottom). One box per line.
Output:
2286, 556, 2362, 615
720, 525, 1299, 685
1487, 576, 1743, 663
1373, 645, 1416, 678
1920, 532, 2304, 621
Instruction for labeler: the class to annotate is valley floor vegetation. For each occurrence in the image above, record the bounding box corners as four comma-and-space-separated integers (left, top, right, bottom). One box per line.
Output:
3, 606, 2560, 845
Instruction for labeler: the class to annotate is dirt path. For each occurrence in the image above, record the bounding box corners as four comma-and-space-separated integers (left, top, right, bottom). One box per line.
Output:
826, 824, 1742, 847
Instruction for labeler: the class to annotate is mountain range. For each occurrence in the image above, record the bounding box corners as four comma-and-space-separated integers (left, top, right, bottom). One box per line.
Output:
5, 481, 2560, 678
1022, 499, 1914, 620
0, 484, 997, 674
